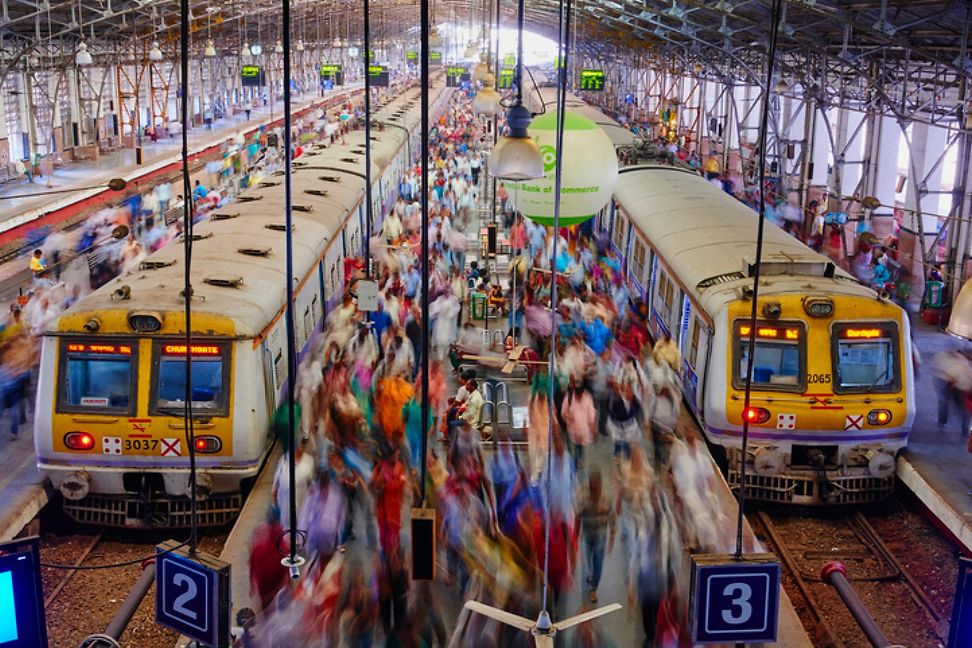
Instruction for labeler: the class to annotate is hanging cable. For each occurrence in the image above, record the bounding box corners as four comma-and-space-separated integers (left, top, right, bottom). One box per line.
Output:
280, 0, 305, 577
540, 0, 571, 619
735, 0, 785, 560
178, 0, 198, 557
419, 0, 431, 505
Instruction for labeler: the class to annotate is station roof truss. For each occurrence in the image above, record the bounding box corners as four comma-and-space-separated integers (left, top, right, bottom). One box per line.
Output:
0, 0, 969, 125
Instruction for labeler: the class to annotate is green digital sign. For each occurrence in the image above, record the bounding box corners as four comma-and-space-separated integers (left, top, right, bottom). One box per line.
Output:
503, 54, 516, 67
241, 65, 265, 87
364, 50, 375, 61
320, 64, 342, 75
430, 51, 442, 66
554, 55, 565, 69
498, 68, 515, 90
406, 51, 418, 60
446, 66, 465, 77
579, 68, 606, 91
368, 65, 389, 87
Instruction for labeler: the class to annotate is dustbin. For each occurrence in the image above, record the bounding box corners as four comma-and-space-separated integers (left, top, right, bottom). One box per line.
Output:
471, 292, 487, 320
924, 281, 944, 309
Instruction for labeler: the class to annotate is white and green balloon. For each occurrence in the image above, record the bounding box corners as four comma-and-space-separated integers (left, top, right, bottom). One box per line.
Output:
515, 110, 618, 227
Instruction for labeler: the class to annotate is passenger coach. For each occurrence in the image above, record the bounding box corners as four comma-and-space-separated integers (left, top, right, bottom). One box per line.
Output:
601, 165, 914, 504
34, 78, 450, 527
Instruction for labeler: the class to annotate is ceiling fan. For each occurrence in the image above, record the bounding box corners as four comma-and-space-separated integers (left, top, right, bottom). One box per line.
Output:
463, 601, 622, 647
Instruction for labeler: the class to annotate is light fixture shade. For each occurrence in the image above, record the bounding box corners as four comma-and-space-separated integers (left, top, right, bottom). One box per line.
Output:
472, 58, 490, 83
241, 43, 252, 57
251, 43, 263, 55
204, 39, 217, 57
429, 27, 442, 48
473, 75, 501, 116
274, 40, 283, 54
296, 39, 305, 52
149, 41, 163, 61
774, 78, 789, 93
75, 42, 93, 66
464, 44, 477, 59
947, 278, 972, 340
490, 104, 544, 181
693, 62, 704, 74
332, 36, 343, 48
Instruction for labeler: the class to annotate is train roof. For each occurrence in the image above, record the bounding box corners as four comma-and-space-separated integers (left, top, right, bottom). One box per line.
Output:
614, 165, 876, 315
55, 80, 443, 338
533, 88, 635, 149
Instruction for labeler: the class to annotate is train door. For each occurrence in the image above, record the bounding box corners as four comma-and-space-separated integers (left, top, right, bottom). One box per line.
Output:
651, 267, 676, 340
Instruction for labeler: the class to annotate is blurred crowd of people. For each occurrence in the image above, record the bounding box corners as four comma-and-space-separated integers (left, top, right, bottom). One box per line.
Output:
239, 87, 742, 648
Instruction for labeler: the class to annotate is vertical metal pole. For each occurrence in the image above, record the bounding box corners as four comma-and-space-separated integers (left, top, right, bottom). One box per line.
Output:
364, 0, 373, 270
282, 0, 300, 568
419, 0, 431, 505
178, 0, 198, 556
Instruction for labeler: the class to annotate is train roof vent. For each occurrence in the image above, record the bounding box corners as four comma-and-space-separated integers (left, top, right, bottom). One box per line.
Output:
340, 157, 360, 164
237, 194, 263, 203
211, 212, 239, 221
696, 272, 745, 290
304, 150, 322, 157
305, 189, 329, 198
272, 169, 286, 176
265, 223, 292, 232
140, 258, 176, 270
203, 275, 244, 288
351, 148, 365, 155
238, 246, 272, 257
259, 181, 280, 188
742, 254, 835, 278
293, 161, 308, 168
179, 231, 214, 242
293, 204, 313, 213
319, 175, 342, 183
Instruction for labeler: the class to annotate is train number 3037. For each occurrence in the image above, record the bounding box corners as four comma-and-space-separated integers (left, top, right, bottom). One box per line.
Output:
807, 373, 832, 384
125, 439, 160, 451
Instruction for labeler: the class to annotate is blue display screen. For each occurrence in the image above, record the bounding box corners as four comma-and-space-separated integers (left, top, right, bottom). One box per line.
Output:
0, 540, 47, 648
0, 571, 18, 642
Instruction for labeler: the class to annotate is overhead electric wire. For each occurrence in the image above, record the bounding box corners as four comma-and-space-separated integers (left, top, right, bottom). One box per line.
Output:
735, 0, 785, 560
178, 0, 198, 557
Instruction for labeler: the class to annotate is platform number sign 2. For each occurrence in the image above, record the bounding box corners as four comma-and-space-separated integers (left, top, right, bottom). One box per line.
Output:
691, 555, 780, 644
155, 540, 230, 647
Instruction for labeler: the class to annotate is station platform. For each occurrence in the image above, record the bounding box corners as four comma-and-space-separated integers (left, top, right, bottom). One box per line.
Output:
0, 85, 361, 243
186, 358, 812, 648
897, 318, 972, 553
0, 410, 50, 543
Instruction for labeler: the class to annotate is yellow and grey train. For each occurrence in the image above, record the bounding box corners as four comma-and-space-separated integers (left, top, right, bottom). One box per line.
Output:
602, 165, 915, 505
34, 78, 451, 527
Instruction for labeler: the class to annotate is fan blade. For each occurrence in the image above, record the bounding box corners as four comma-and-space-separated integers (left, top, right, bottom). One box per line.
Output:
553, 603, 623, 631
463, 601, 535, 633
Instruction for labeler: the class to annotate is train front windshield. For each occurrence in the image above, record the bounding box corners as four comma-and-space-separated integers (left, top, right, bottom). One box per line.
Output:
152, 343, 228, 415
833, 324, 899, 392
59, 341, 134, 413
734, 323, 805, 390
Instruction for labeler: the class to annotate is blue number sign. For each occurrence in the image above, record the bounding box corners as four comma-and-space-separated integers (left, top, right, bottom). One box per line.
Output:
692, 555, 780, 644
155, 541, 230, 647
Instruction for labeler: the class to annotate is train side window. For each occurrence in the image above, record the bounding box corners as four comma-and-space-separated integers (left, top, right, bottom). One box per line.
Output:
733, 322, 805, 392
687, 318, 701, 367
151, 342, 230, 416
58, 341, 136, 414
631, 239, 646, 281
612, 214, 627, 250
656, 271, 674, 319
831, 323, 899, 393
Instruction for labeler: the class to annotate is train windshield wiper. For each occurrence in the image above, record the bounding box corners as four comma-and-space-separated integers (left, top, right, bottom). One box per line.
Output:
864, 366, 891, 393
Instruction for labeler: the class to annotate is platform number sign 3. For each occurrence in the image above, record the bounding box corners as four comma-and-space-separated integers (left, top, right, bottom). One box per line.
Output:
155, 541, 230, 648
692, 556, 780, 644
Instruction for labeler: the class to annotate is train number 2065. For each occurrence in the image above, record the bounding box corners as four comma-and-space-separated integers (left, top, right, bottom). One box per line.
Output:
807, 373, 832, 384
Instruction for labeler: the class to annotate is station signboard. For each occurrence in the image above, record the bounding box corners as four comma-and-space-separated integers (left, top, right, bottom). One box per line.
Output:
691, 554, 781, 644
368, 65, 390, 87
446, 66, 465, 87
155, 540, 231, 648
498, 68, 515, 90
320, 64, 344, 86
406, 51, 418, 62
430, 51, 442, 66
579, 68, 606, 91
241, 65, 265, 87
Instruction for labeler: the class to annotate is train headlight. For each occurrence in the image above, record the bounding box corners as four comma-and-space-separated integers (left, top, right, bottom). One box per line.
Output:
128, 311, 163, 333
761, 301, 782, 319
193, 436, 223, 454
803, 297, 834, 318
60, 471, 91, 500
867, 409, 892, 425
64, 431, 96, 451
744, 407, 771, 425
865, 449, 895, 478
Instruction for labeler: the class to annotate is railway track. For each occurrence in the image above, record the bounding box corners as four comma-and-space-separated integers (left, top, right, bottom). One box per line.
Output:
751, 499, 954, 648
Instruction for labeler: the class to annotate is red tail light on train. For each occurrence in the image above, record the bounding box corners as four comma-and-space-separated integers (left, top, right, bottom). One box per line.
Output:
64, 432, 96, 451
744, 407, 772, 425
